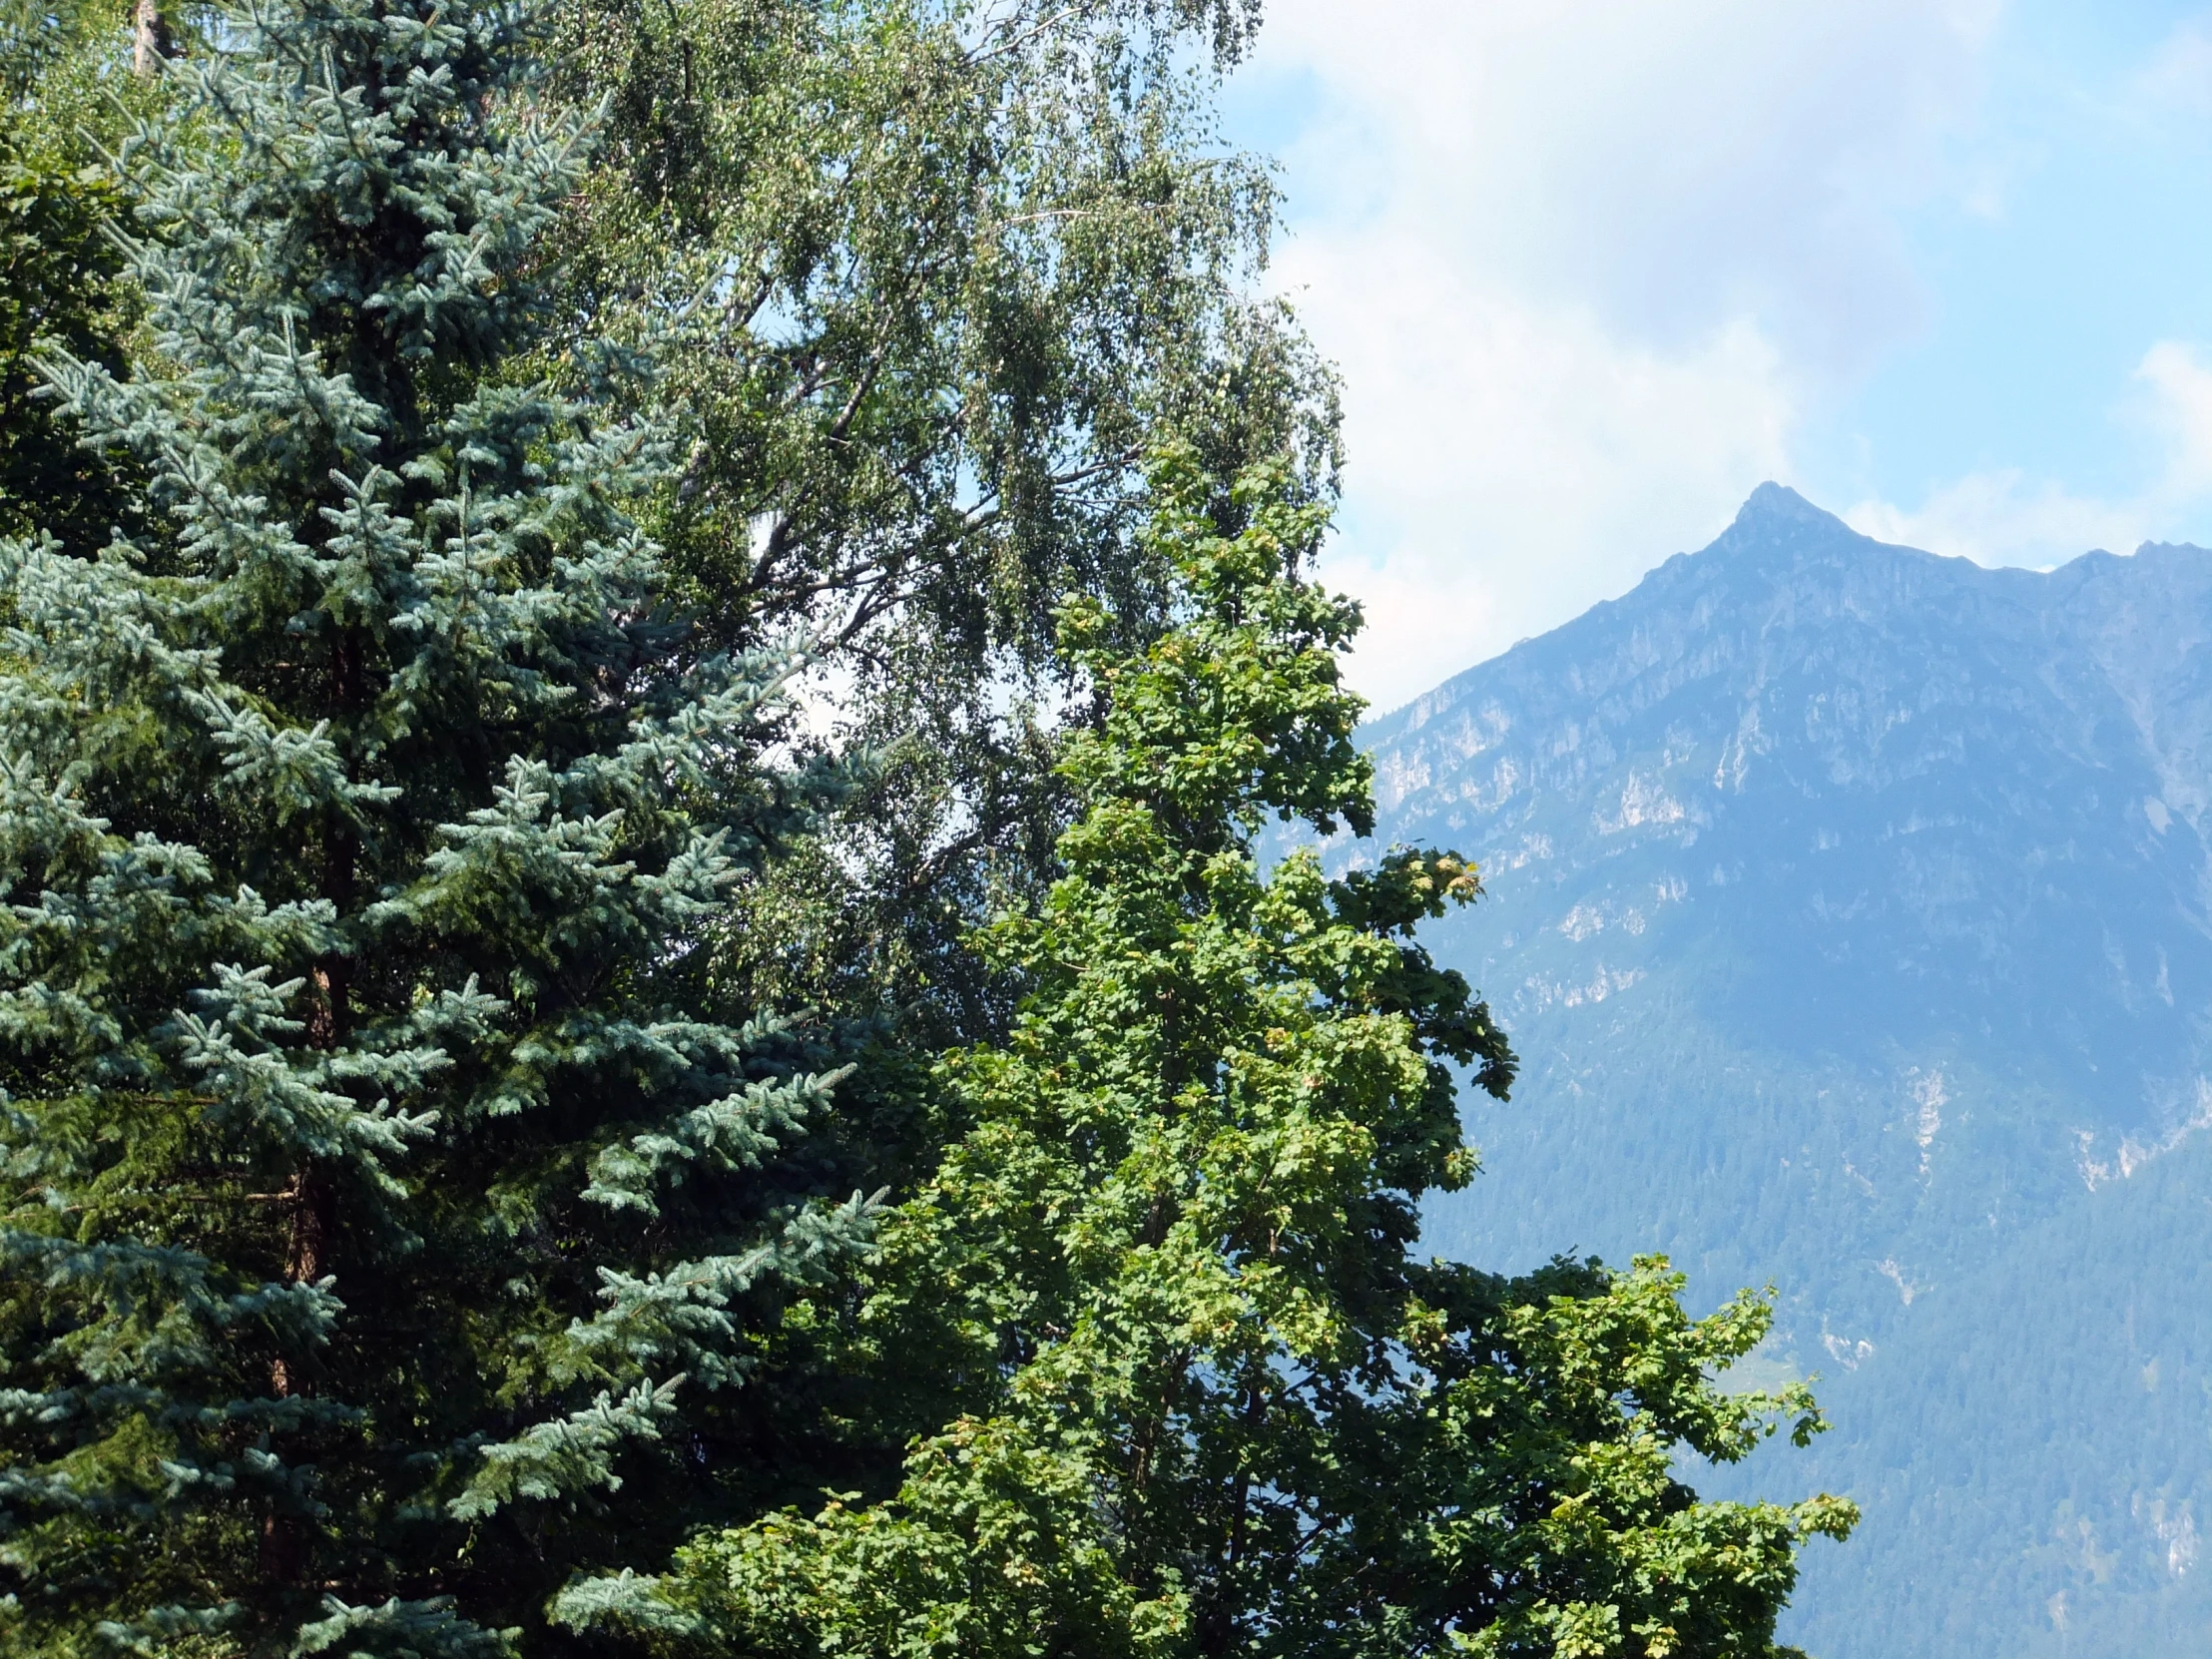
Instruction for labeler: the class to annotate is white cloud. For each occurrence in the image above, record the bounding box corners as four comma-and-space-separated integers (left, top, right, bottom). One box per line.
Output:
1837, 12, 2212, 569
1828, 10, 2212, 574
2137, 338, 2212, 497
1236, 1, 2001, 710
1309, 275, 1794, 711
2140, 16, 2212, 113
1843, 472, 2147, 569
1844, 340, 2212, 567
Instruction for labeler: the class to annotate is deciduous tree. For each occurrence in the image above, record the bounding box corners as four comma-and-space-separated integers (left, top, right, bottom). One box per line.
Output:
564, 448, 1858, 1658
0, 0, 169, 549
536, 0, 1341, 1043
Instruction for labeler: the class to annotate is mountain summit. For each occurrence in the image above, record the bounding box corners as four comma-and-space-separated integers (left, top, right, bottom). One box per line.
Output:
1718, 477, 1857, 547
1367, 491, 2212, 1659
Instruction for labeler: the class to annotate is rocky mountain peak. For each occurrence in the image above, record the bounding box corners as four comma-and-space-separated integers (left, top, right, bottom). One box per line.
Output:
1362, 493, 2212, 1659
1727, 478, 1845, 537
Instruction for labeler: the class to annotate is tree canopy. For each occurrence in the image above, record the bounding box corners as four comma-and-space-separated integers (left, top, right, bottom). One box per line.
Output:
1, 0, 871, 1648
559, 447, 1854, 1658
534, 0, 1342, 1044
0, 1, 1854, 1654
0, 0, 165, 549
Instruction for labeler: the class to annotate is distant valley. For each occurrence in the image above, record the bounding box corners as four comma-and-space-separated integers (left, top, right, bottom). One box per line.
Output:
1363, 484, 2212, 1658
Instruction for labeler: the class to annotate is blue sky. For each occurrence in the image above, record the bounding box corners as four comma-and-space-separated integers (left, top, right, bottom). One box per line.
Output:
1220, 2, 2212, 709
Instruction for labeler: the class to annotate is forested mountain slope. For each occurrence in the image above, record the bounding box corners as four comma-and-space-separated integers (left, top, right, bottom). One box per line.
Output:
1365, 483, 2212, 1658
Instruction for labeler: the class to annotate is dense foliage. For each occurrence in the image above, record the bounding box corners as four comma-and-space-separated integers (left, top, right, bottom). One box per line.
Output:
0, 134, 128, 547
0, 0, 162, 549
0, 0, 870, 1650
0, 0, 1855, 1654
560, 449, 1854, 1657
534, 0, 1341, 1042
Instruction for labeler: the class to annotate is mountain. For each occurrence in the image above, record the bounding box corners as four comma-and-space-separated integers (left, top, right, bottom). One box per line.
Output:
1363, 484, 2212, 1658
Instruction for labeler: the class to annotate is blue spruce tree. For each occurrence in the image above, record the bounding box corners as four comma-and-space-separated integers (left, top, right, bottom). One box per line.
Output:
0, 0, 873, 1650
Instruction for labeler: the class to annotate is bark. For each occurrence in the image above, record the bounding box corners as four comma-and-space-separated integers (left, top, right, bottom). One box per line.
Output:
133, 0, 170, 76
260, 630, 361, 1586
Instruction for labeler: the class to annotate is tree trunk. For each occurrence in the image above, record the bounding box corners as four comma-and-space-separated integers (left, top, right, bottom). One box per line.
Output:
133, 0, 170, 76
261, 630, 361, 1585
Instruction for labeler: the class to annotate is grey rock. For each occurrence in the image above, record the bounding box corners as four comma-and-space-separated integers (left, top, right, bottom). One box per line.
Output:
1363, 485, 2212, 1658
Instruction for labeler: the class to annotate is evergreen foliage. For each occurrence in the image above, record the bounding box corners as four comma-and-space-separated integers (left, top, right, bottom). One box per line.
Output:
0, 1, 1860, 1652
562, 449, 1857, 1658
0, 0, 874, 1649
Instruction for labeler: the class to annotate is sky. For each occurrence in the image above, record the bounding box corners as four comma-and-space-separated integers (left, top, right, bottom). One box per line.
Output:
1218, 1, 2212, 712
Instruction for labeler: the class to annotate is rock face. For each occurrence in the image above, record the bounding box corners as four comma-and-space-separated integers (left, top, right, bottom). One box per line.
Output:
1364, 484, 2212, 1658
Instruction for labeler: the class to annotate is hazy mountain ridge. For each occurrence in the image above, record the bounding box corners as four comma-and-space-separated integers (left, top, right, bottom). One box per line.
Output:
1365, 485, 2212, 1657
